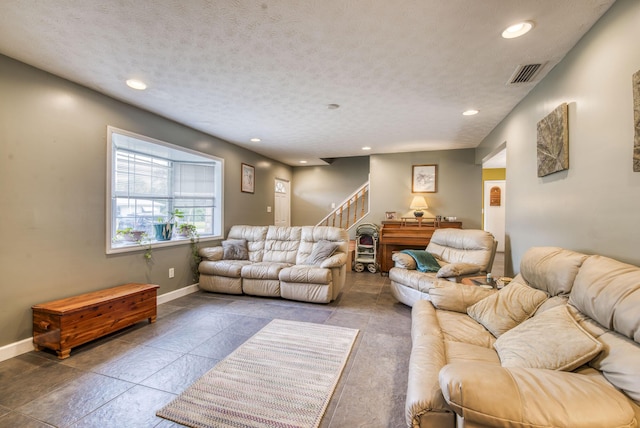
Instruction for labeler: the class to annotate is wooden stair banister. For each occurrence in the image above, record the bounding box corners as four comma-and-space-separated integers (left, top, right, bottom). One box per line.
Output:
317, 181, 369, 230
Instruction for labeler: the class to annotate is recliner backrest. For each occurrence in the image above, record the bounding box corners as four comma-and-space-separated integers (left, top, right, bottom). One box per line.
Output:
227, 225, 269, 262
426, 229, 496, 270
263, 226, 302, 263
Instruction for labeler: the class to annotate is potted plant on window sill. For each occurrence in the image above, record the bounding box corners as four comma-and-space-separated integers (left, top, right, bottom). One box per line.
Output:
115, 227, 147, 243
154, 209, 184, 241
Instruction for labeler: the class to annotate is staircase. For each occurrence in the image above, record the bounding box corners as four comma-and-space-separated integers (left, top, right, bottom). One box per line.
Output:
317, 181, 369, 230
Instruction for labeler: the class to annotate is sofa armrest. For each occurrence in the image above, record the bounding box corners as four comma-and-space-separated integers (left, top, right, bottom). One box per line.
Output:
439, 362, 636, 428
428, 282, 495, 313
392, 252, 417, 270
198, 246, 223, 261
436, 262, 483, 278
320, 252, 347, 268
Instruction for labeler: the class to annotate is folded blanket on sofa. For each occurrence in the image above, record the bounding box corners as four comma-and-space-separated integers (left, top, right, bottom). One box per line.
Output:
400, 250, 441, 273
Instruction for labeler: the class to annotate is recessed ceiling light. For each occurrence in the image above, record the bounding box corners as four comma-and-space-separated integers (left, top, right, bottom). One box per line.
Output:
250, 138, 261, 142
299, 160, 308, 164
463, 109, 479, 116
362, 146, 372, 151
126, 79, 147, 90
327, 104, 340, 110
502, 21, 534, 39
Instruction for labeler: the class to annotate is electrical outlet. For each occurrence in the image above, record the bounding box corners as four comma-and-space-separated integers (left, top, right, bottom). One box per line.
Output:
169, 268, 175, 278
267, 206, 272, 213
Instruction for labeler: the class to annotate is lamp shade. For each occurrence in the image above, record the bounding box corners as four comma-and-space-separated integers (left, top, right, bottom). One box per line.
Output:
410, 196, 428, 210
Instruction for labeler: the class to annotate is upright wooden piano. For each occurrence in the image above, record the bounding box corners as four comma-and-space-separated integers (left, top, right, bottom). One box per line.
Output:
378, 219, 462, 274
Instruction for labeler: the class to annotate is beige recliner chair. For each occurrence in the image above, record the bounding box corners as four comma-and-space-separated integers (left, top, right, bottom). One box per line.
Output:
389, 228, 497, 307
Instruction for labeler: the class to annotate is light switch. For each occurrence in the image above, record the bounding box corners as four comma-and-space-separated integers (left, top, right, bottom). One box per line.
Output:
267, 206, 272, 213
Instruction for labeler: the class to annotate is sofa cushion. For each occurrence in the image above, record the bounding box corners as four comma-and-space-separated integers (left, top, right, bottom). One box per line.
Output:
222, 239, 249, 260
241, 262, 292, 280
519, 247, 589, 296
305, 240, 339, 265
198, 259, 251, 277
263, 226, 302, 263
279, 265, 332, 284
226, 225, 268, 262
494, 305, 603, 371
429, 282, 495, 313
467, 281, 548, 338
569, 306, 640, 404
436, 262, 483, 278
436, 310, 496, 349
569, 255, 640, 343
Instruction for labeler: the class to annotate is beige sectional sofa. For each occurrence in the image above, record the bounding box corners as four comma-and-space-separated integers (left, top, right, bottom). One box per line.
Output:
406, 246, 639, 428
198, 225, 348, 303
389, 228, 498, 307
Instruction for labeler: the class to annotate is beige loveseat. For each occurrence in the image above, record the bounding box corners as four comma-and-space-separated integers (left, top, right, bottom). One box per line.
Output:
406, 246, 639, 428
198, 225, 348, 303
389, 229, 497, 307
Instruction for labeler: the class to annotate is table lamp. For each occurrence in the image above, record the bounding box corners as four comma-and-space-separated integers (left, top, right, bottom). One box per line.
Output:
410, 196, 428, 218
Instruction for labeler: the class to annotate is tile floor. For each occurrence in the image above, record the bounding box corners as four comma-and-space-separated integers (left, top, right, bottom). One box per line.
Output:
0, 271, 413, 428
0, 255, 506, 428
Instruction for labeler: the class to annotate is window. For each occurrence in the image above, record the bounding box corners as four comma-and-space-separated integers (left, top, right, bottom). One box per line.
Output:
107, 127, 223, 254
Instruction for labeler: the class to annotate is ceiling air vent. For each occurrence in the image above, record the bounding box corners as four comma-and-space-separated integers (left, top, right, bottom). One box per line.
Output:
508, 63, 544, 84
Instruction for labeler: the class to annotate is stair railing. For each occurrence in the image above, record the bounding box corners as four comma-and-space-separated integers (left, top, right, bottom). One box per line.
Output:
317, 181, 369, 230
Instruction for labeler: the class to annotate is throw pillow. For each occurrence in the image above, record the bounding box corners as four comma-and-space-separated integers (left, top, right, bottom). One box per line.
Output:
494, 305, 603, 371
467, 282, 548, 338
305, 240, 339, 265
222, 239, 249, 260
436, 262, 483, 278
429, 281, 496, 313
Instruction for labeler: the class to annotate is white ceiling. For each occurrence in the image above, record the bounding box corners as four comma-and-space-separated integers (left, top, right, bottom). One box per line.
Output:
0, 1, 614, 166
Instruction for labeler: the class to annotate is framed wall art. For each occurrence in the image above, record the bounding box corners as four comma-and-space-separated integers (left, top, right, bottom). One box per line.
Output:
412, 164, 437, 193
537, 103, 569, 177
241, 163, 255, 193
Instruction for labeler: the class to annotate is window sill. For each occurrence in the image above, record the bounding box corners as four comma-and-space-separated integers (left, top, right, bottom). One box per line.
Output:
107, 234, 221, 255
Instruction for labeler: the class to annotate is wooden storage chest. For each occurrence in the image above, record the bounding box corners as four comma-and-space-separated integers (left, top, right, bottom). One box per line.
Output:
32, 283, 159, 359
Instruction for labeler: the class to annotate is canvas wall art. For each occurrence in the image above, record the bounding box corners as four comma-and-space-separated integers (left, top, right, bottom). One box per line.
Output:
537, 103, 569, 177
633, 70, 640, 172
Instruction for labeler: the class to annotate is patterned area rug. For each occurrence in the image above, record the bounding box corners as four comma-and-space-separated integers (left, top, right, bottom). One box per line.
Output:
156, 319, 359, 428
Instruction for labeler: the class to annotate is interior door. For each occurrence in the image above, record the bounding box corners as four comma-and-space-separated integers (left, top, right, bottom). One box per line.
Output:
274, 178, 290, 226
484, 180, 505, 252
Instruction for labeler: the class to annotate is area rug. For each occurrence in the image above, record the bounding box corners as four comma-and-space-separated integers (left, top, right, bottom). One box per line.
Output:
156, 319, 359, 428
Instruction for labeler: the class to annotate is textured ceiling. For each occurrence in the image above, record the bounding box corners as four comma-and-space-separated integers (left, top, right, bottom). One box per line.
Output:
0, 1, 614, 166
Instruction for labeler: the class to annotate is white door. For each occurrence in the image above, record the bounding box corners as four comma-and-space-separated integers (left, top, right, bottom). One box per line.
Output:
484, 180, 505, 252
274, 178, 290, 226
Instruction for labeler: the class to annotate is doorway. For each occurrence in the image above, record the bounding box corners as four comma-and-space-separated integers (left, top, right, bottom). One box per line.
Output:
482, 145, 506, 277
274, 178, 290, 227
484, 180, 505, 252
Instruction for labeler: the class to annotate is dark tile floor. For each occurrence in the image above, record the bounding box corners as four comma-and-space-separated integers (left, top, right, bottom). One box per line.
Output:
0, 271, 413, 428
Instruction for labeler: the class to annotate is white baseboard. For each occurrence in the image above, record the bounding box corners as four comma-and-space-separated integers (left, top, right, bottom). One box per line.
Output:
0, 337, 35, 362
157, 283, 200, 305
0, 283, 201, 363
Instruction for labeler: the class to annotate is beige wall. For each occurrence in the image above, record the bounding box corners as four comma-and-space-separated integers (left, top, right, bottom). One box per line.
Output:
0, 55, 291, 347
291, 156, 370, 226
369, 150, 482, 229
476, 0, 640, 274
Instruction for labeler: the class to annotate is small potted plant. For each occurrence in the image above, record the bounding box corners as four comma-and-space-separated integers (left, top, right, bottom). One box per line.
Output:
177, 223, 198, 238
154, 209, 184, 241
115, 227, 146, 243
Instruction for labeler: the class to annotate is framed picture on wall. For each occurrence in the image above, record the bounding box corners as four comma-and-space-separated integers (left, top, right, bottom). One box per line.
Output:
412, 164, 437, 193
241, 163, 255, 193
